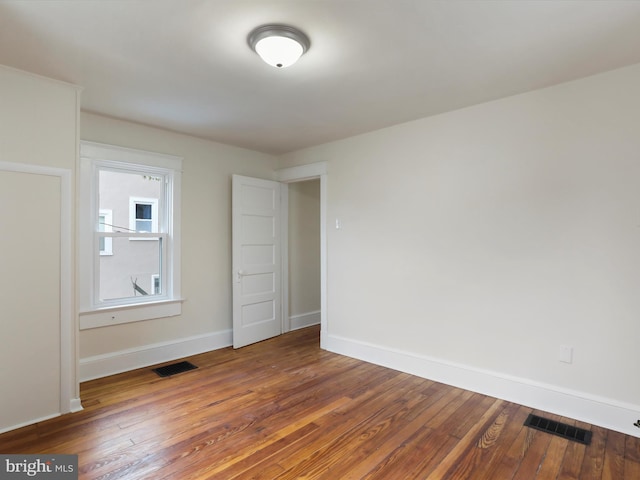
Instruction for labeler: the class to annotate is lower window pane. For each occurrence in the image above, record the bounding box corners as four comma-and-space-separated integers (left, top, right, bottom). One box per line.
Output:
98, 236, 162, 302
136, 219, 152, 232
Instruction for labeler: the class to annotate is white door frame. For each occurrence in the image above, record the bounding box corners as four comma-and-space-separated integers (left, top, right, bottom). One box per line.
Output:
276, 162, 328, 348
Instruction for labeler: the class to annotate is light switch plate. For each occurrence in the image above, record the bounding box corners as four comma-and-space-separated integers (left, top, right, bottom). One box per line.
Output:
559, 345, 573, 364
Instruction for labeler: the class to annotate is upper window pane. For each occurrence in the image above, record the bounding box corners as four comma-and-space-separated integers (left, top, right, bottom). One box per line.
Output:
137, 204, 151, 219
99, 170, 162, 234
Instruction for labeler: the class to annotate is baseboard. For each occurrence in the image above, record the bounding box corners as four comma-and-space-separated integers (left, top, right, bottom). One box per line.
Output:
290, 310, 321, 331
69, 398, 83, 413
0, 412, 61, 436
325, 333, 640, 438
0, 397, 84, 435
80, 329, 232, 382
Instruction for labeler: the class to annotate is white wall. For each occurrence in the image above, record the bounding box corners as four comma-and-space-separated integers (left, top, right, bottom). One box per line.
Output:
0, 66, 80, 432
79, 112, 278, 378
279, 63, 640, 436
288, 180, 321, 329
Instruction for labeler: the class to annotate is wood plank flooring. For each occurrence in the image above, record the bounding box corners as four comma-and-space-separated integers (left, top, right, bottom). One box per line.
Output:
1, 326, 639, 479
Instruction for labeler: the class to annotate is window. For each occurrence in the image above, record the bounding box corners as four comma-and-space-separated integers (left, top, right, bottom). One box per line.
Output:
130, 197, 158, 235
79, 141, 182, 329
98, 209, 113, 255
151, 274, 161, 295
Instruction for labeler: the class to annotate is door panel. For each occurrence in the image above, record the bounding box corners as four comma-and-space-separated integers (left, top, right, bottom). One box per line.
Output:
0, 170, 61, 431
232, 175, 281, 348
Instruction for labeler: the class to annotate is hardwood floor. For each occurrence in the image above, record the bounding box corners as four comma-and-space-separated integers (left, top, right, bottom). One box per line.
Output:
1, 325, 639, 479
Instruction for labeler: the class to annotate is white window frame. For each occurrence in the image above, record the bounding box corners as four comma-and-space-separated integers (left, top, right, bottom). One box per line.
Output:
79, 141, 183, 330
98, 209, 113, 255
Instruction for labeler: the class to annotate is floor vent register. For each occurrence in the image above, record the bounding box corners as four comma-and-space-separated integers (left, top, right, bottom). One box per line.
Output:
524, 413, 592, 445
152, 361, 198, 377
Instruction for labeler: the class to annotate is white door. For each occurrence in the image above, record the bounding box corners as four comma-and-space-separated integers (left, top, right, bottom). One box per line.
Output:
232, 175, 282, 348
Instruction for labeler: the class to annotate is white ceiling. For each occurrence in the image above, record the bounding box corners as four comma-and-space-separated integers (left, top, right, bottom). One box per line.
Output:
1, 1, 640, 155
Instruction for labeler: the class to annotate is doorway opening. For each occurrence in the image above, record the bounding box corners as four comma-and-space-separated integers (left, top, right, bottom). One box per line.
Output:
285, 179, 321, 333
278, 162, 328, 348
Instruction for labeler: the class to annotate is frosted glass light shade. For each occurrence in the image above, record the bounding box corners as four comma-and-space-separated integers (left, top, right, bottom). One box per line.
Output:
248, 24, 310, 68
255, 36, 304, 68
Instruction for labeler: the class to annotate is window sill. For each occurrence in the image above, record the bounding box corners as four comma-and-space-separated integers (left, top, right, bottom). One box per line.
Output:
79, 298, 184, 330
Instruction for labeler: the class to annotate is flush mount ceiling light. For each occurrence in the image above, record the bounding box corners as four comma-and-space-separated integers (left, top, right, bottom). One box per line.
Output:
248, 24, 310, 68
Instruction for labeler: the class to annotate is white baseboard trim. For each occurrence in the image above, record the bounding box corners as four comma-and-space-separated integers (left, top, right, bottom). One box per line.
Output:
290, 310, 321, 331
0, 398, 84, 434
80, 329, 233, 382
69, 398, 84, 413
325, 334, 640, 438
0, 412, 61, 436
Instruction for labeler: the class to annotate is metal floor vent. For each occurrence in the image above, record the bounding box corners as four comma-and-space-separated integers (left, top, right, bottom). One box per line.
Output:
524, 414, 592, 445
152, 361, 198, 377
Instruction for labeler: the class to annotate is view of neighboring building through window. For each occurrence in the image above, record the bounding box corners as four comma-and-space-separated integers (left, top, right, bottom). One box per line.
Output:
98, 169, 164, 302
